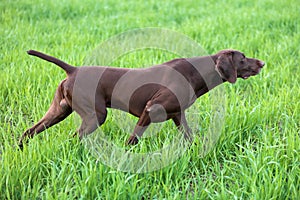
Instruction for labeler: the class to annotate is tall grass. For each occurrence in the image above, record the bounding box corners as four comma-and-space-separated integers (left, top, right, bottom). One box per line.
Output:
1, 0, 299, 199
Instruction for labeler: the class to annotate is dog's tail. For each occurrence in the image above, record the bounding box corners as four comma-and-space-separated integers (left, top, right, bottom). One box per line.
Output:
27, 50, 76, 75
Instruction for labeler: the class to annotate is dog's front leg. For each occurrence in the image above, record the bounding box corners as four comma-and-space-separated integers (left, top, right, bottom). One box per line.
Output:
126, 109, 151, 145
172, 112, 193, 142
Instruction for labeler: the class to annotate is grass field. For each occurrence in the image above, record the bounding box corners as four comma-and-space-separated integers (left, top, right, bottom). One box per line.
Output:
1, 0, 299, 199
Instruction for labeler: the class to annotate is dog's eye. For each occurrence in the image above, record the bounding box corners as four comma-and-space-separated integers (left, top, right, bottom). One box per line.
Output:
240, 57, 247, 64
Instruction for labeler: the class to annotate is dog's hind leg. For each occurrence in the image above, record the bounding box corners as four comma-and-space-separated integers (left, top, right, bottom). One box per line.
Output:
18, 82, 72, 149
77, 110, 107, 139
74, 99, 108, 139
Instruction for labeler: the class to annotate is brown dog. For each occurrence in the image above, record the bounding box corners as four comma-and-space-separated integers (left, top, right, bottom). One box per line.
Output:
18, 50, 264, 149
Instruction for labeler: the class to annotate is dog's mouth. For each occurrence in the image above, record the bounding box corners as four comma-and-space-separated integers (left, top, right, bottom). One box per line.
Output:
241, 73, 256, 79
240, 68, 262, 79
241, 75, 250, 79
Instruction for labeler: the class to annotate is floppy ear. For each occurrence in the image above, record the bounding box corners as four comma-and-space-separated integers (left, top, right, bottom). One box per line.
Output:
215, 52, 237, 83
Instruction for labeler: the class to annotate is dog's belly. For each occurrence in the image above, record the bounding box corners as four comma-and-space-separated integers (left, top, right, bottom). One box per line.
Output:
107, 83, 162, 117
107, 83, 194, 120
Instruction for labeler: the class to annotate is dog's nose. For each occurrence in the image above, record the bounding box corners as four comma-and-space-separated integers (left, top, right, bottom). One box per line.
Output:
258, 60, 265, 68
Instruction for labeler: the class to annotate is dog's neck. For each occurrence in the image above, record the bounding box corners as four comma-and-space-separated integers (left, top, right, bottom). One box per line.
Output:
182, 56, 224, 98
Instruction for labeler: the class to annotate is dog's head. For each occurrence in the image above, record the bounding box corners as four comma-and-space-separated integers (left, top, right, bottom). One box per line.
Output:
214, 50, 265, 83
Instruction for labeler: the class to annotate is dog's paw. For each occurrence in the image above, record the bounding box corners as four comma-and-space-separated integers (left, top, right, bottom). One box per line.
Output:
18, 143, 24, 151
126, 135, 139, 145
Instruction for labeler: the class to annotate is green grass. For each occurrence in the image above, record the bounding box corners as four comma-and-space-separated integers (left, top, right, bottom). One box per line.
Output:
1, 0, 299, 199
